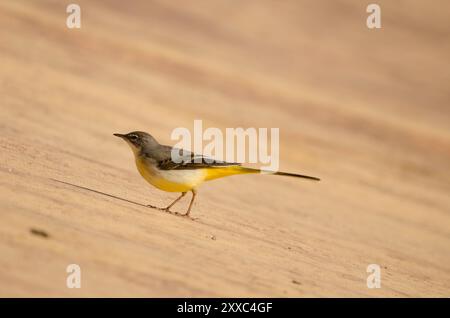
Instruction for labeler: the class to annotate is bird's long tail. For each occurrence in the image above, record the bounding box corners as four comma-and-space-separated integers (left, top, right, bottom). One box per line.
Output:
267, 170, 320, 181
204, 166, 320, 181
249, 167, 320, 181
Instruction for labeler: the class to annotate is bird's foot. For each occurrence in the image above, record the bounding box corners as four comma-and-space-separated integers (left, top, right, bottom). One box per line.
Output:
160, 207, 183, 216
173, 211, 196, 220
146, 204, 170, 211
173, 211, 188, 217
147, 205, 196, 220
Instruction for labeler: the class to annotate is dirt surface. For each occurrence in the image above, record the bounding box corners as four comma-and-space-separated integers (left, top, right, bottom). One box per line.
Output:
1, 0, 449, 297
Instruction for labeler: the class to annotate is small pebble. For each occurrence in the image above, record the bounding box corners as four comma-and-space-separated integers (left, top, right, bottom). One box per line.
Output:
30, 228, 50, 238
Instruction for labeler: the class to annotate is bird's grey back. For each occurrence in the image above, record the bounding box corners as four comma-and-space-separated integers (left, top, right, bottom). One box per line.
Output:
137, 131, 240, 169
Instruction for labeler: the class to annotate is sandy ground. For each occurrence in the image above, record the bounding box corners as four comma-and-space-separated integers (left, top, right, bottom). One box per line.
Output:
1, 0, 449, 297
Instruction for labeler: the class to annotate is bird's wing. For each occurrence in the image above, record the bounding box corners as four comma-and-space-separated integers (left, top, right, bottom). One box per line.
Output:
155, 145, 241, 170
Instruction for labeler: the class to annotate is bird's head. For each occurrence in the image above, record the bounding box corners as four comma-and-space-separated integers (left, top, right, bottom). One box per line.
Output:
114, 131, 159, 155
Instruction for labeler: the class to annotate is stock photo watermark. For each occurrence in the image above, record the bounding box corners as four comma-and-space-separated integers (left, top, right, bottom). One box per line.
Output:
65, 4, 381, 30
66, 4, 81, 29
366, 264, 381, 289
170, 120, 280, 172
66, 264, 81, 288
366, 4, 381, 29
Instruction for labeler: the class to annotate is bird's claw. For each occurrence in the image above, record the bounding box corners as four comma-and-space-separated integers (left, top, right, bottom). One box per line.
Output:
147, 205, 195, 220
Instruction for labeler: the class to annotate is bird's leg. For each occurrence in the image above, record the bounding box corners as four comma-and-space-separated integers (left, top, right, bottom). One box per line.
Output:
161, 192, 186, 212
182, 189, 197, 217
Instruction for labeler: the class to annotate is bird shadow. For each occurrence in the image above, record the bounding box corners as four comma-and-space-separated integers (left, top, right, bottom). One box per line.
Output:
50, 178, 198, 221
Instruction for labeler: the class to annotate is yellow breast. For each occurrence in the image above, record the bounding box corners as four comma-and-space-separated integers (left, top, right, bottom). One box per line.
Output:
135, 157, 207, 192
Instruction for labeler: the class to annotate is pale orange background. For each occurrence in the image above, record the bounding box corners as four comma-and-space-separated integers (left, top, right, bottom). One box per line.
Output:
0, 0, 449, 296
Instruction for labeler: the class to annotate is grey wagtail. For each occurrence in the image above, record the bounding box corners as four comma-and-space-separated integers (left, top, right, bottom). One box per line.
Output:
114, 131, 320, 217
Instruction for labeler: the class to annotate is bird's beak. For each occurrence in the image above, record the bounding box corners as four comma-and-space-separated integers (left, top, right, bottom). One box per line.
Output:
113, 133, 126, 139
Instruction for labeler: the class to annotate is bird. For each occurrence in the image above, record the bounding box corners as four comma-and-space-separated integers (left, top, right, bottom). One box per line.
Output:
114, 131, 320, 217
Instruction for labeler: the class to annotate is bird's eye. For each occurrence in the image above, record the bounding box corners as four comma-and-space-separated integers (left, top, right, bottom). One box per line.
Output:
128, 134, 138, 141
